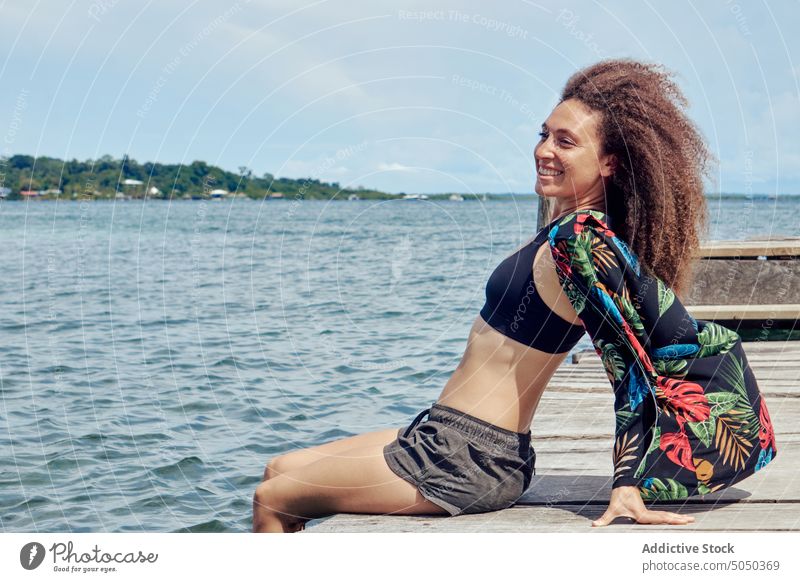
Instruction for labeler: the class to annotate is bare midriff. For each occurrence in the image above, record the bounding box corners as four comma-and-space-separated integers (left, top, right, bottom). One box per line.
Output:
436, 240, 583, 433
435, 314, 573, 434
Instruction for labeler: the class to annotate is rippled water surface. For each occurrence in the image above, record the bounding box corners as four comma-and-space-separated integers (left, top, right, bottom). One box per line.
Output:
1, 197, 796, 532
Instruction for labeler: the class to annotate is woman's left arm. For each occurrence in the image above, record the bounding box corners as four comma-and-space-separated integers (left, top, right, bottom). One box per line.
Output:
546, 211, 694, 526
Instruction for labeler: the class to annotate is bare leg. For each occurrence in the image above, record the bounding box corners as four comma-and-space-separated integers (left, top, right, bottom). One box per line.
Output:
253, 443, 449, 533
258, 427, 405, 531
262, 427, 403, 481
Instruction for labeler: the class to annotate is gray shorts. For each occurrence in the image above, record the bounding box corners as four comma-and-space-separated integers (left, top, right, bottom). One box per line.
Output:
383, 402, 536, 516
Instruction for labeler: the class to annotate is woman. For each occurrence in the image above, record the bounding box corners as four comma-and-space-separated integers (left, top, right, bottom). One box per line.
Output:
253, 58, 777, 532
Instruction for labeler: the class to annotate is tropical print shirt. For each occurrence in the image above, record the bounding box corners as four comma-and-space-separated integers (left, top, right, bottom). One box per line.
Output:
547, 209, 778, 501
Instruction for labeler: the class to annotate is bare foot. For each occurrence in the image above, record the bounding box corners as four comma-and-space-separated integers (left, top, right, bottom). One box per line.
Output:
287, 517, 309, 533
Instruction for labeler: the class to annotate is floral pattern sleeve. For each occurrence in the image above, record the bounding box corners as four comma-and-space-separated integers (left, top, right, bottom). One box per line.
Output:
547, 210, 778, 500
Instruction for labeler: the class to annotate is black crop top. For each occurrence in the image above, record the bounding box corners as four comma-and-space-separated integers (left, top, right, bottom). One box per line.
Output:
479, 216, 587, 353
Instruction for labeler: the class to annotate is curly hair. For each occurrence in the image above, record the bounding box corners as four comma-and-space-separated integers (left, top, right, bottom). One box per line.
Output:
559, 58, 716, 299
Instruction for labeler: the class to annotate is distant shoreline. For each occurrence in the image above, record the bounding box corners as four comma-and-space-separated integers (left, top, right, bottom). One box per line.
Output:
1, 193, 796, 202
1, 154, 795, 202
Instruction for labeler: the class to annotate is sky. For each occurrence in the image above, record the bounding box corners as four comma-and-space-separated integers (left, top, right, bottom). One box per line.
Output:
1, 0, 798, 195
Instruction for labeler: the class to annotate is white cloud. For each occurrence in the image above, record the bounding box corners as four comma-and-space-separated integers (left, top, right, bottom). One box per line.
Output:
377, 162, 415, 172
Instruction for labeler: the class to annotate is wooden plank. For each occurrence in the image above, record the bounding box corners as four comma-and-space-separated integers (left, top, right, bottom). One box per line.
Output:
573, 345, 800, 365
530, 393, 798, 446
567, 341, 800, 397
545, 375, 800, 397
307, 503, 800, 532
687, 253, 800, 305
742, 341, 800, 353
686, 305, 800, 320
308, 441, 797, 532
565, 361, 800, 377
516, 437, 797, 505
698, 239, 800, 258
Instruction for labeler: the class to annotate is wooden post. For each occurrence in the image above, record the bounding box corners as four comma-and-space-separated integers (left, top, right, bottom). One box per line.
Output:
537, 195, 555, 230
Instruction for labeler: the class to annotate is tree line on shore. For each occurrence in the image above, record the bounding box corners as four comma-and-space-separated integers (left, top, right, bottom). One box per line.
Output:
1, 154, 780, 201
0, 154, 392, 200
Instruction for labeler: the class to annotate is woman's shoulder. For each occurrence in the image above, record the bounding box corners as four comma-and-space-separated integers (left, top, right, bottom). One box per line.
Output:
546, 208, 613, 243
547, 208, 642, 276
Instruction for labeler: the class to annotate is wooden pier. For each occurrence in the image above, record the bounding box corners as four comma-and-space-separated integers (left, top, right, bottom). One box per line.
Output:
307, 226, 799, 532
307, 338, 799, 532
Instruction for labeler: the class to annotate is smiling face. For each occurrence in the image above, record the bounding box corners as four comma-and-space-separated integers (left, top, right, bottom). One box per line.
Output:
534, 98, 617, 203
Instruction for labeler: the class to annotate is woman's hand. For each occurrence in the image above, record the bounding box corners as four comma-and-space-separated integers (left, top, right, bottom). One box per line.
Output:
592, 485, 695, 527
